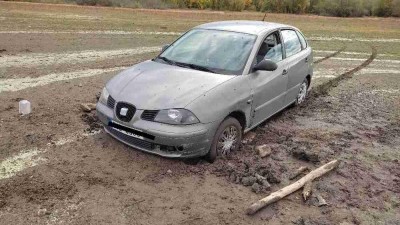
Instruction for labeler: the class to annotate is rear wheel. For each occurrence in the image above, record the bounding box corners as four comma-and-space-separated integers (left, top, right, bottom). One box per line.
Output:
295, 78, 309, 106
205, 117, 242, 163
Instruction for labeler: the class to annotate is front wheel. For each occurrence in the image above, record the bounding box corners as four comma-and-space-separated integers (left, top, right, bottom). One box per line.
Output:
205, 117, 242, 163
295, 78, 309, 106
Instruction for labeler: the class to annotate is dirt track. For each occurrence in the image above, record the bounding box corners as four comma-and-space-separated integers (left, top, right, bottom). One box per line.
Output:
0, 2, 399, 225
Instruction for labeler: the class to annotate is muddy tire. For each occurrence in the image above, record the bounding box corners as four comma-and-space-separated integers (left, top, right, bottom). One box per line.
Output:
295, 78, 309, 106
205, 117, 242, 163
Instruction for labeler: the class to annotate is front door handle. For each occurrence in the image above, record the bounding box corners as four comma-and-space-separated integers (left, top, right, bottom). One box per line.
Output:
282, 69, 288, 75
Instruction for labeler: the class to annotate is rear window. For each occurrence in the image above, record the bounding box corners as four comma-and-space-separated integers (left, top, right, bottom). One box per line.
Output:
296, 30, 308, 49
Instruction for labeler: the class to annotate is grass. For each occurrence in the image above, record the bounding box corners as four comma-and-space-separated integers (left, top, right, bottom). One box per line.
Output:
1, 1, 400, 39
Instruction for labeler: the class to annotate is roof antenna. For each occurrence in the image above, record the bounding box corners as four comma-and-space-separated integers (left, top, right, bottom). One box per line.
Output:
262, 12, 267, 21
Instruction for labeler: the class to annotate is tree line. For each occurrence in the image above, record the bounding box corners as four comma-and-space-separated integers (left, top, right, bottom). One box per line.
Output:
168, 0, 399, 16
75, 0, 400, 17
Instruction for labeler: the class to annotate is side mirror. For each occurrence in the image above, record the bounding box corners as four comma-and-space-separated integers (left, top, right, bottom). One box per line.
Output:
253, 59, 278, 72
161, 44, 170, 52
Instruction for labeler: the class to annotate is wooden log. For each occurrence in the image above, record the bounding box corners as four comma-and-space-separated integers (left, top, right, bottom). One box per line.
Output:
246, 160, 340, 215
289, 166, 309, 180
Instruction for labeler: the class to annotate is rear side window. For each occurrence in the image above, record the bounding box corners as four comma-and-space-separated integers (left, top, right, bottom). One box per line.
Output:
296, 30, 307, 49
281, 29, 302, 58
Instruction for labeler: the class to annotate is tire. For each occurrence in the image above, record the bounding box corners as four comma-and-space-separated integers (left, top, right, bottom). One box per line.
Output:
205, 117, 242, 163
295, 78, 309, 106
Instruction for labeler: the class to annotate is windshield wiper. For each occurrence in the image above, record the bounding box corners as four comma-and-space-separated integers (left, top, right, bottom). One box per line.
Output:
156, 56, 176, 66
175, 62, 216, 73
156, 57, 216, 73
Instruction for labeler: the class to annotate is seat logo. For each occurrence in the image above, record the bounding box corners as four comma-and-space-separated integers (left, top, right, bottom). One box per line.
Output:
120, 107, 128, 116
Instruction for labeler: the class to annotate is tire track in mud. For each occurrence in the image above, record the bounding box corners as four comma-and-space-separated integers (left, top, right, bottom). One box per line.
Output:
314, 45, 346, 64
313, 45, 377, 96
0, 67, 126, 93
0, 46, 160, 68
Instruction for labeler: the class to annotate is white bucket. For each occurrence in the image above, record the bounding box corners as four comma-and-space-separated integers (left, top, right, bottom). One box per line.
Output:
19, 100, 31, 115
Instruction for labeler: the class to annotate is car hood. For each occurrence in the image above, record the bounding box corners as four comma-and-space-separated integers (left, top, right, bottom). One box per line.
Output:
106, 60, 235, 109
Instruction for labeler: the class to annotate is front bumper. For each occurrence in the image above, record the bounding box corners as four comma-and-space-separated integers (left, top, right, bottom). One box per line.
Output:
96, 102, 218, 158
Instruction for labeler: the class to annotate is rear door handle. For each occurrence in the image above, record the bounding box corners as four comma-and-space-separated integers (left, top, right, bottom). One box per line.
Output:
305, 57, 309, 63
282, 69, 288, 75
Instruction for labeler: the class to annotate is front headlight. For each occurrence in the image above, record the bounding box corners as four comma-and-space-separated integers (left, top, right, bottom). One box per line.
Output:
99, 87, 109, 105
154, 109, 199, 125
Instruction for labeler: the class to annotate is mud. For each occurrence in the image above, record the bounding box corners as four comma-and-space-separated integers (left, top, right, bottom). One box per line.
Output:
314, 45, 346, 64
314, 45, 377, 96
0, 67, 126, 92
81, 111, 102, 132
0, 47, 159, 68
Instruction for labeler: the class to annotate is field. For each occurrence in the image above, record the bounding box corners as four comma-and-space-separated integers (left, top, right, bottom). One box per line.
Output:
0, 1, 400, 224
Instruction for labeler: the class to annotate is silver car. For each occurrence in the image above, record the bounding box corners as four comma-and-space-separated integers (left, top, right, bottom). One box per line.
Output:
96, 20, 312, 162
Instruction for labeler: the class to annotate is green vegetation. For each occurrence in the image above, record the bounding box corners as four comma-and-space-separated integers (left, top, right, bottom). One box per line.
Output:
4, 0, 400, 17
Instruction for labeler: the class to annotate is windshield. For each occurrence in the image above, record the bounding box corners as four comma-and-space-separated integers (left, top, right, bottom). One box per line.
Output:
155, 29, 257, 75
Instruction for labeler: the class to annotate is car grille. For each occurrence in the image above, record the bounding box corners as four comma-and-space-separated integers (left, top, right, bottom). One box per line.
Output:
107, 95, 116, 109
116, 102, 136, 122
141, 110, 159, 121
106, 126, 154, 150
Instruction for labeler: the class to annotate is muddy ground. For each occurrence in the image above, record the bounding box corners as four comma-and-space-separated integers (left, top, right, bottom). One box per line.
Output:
0, 2, 399, 225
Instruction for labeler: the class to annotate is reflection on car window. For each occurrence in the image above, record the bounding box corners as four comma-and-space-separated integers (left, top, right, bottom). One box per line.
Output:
281, 30, 302, 58
296, 30, 307, 49
159, 29, 256, 75
256, 32, 283, 64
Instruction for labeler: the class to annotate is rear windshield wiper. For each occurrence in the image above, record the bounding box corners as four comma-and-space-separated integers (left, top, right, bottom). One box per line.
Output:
176, 62, 216, 73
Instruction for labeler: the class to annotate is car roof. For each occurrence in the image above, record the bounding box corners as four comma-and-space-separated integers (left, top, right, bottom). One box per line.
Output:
195, 20, 292, 35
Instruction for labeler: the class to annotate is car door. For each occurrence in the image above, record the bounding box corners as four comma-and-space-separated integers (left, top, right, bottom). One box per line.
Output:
280, 29, 311, 105
248, 31, 288, 127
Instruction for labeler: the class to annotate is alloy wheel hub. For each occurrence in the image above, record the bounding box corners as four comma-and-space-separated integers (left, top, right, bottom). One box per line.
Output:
217, 126, 238, 156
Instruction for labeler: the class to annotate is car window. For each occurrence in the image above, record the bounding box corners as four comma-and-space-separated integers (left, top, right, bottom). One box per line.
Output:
296, 30, 307, 49
281, 29, 302, 58
255, 32, 283, 64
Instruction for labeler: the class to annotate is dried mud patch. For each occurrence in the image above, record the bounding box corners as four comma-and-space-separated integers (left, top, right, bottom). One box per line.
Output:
0, 172, 77, 206
81, 111, 102, 132
327, 159, 400, 210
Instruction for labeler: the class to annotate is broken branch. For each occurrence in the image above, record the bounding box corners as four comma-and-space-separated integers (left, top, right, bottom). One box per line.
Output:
80, 103, 96, 112
289, 166, 309, 180
302, 181, 312, 201
246, 159, 340, 215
